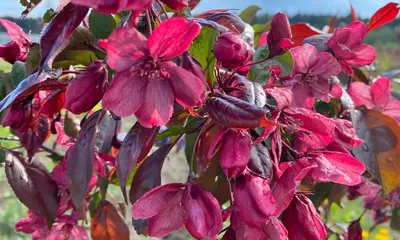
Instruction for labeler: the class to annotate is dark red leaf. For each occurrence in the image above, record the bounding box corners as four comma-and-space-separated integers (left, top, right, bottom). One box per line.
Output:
290, 23, 322, 47
95, 113, 121, 153
206, 94, 272, 129
188, 0, 200, 9
5, 151, 59, 227
67, 110, 102, 208
0, 69, 63, 111
247, 143, 273, 179
195, 12, 246, 34
19, 115, 49, 159
40, 3, 89, 70
327, 15, 337, 33
350, 3, 358, 22
189, 18, 229, 32
90, 200, 130, 240
117, 122, 160, 203
367, 2, 399, 32
129, 144, 171, 204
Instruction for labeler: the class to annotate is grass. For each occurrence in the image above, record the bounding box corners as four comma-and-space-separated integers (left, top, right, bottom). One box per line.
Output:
0, 59, 11, 71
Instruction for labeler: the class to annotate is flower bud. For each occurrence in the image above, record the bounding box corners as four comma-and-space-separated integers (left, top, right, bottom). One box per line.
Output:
213, 32, 250, 69
65, 61, 108, 114
282, 194, 327, 240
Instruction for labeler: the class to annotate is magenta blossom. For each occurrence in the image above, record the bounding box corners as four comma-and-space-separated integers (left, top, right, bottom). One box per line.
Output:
282, 194, 327, 240
288, 43, 341, 108
65, 60, 108, 114
208, 129, 252, 179
265, 12, 293, 57
348, 76, 400, 121
99, 18, 206, 128
213, 32, 251, 69
0, 18, 31, 64
131, 182, 223, 239
327, 22, 376, 75
71, 0, 187, 14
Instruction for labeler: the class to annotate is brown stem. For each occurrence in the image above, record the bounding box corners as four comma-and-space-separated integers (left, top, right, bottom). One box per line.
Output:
156, 0, 170, 19
145, 9, 153, 34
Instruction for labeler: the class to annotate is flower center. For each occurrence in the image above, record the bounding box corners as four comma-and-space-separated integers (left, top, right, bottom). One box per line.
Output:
304, 74, 318, 84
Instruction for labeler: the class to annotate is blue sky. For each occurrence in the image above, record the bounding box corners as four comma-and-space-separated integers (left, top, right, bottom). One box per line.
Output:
0, 0, 396, 18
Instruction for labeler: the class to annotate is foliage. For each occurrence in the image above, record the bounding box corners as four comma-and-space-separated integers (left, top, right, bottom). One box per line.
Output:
0, 1, 400, 240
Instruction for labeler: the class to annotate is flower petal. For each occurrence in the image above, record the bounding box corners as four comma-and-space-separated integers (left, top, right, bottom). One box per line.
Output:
290, 44, 318, 74
71, 0, 152, 14
290, 82, 314, 108
148, 18, 201, 59
147, 202, 188, 238
102, 69, 146, 117
219, 130, 252, 178
182, 184, 223, 239
346, 43, 376, 67
99, 27, 148, 72
132, 183, 185, 219
383, 100, 400, 122
371, 77, 391, 108
135, 77, 174, 127
308, 151, 365, 185
347, 82, 374, 108
161, 61, 206, 108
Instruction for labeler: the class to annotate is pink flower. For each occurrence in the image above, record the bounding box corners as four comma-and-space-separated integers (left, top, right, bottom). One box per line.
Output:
226, 209, 288, 240
47, 216, 88, 240
327, 118, 363, 153
288, 43, 341, 108
304, 151, 365, 186
15, 211, 50, 240
99, 18, 205, 127
282, 194, 327, 240
327, 22, 376, 75
213, 32, 251, 69
131, 182, 223, 239
70, 0, 152, 14
348, 76, 400, 121
70, 0, 188, 14
266, 12, 293, 57
0, 18, 31, 64
65, 61, 108, 114
209, 129, 252, 178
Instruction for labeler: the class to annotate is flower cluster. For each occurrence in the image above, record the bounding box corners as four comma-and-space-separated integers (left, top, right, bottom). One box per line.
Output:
0, 1, 399, 240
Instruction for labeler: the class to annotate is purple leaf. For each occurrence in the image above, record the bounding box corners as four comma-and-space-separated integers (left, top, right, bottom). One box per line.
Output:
67, 110, 102, 208
0, 69, 63, 111
5, 151, 59, 227
117, 122, 160, 203
40, 3, 89, 70
19, 115, 49, 159
248, 143, 273, 179
206, 94, 272, 129
130, 144, 171, 204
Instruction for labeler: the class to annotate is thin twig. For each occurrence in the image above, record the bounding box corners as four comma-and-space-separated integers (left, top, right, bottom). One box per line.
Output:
156, 0, 170, 19
40, 145, 64, 159
145, 9, 153, 34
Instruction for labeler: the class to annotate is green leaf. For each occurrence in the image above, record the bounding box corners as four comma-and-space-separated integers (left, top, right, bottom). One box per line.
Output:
89, 10, 117, 39
11, 61, 26, 88
43, 8, 56, 23
314, 100, 339, 118
189, 27, 217, 83
156, 127, 184, 141
239, 5, 261, 23
391, 208, 400, 231
249, 49, 294, 85
88, 192, 102, 216
185, 133, 197, 166
53, 50, 97, 68
25, 44, 40, 77
0, 127, 19, 149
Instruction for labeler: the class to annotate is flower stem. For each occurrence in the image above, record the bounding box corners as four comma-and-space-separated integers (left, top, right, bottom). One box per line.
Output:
145, 9, 153, 34
188, 119, 211, 180
156, 0, 170, 19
